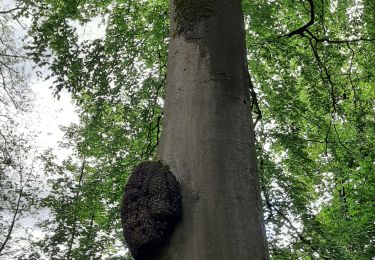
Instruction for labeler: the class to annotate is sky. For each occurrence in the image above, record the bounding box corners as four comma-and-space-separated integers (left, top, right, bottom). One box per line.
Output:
19, 6, 107, 156
29, 80, 79, 157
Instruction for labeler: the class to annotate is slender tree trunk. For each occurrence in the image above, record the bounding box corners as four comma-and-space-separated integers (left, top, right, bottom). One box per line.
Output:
157, 0, 269, 259
66, 158, 85, 260
0, 191, 21, 256
0, 171, 23, 256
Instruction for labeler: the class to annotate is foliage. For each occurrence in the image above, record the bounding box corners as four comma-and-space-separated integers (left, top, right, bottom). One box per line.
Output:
3, 0, 374, 259
244, 0, 375, 258
30, 149, 131, 260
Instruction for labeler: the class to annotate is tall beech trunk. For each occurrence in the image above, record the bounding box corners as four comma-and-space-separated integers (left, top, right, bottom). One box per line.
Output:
157, 0, 269, 259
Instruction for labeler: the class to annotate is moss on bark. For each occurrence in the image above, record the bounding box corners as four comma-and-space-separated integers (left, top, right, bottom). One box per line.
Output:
174, 0, 216, 35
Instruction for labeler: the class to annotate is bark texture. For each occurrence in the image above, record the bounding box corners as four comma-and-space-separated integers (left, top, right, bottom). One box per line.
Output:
156, 0, 269, 259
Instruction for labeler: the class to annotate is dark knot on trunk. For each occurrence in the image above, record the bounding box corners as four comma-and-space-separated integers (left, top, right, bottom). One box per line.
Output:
121, 161, 182, 259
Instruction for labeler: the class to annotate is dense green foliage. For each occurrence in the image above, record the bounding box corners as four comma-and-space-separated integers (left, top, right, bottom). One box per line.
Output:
245, 1, 375, 258
1, 0, 374, 259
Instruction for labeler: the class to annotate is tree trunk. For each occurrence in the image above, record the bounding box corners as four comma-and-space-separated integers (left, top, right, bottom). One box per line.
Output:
157, 0, 269, 259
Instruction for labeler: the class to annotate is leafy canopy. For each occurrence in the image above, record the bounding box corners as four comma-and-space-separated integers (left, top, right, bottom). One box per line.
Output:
9, 0, 375, 259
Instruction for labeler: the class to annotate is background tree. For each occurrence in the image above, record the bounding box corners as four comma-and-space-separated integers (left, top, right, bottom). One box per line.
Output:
31, 131, 132, 260
0, 2, 44, 257
245, 0, 375, 258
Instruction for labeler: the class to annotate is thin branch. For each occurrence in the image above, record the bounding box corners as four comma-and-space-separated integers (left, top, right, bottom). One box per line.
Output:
267, 201, 331, 259
145, 112, 163, 158
346, 43, 365, 129
0, 7, 21, 15
0, 53, 29, 60
286, 0, 315, 37
248, 73, 262, 128
0, 38, 23, 57
0, 129, 11, 161
0, 68, 19, 109
305, 29, 375, 44
282, 0, 375, 44
0, 192, 21, 255
307, 39, 351, 152
316, 37, 375, 44
66, 158, 86, 260
143, 54, 167, 158
308, 38, 337, 113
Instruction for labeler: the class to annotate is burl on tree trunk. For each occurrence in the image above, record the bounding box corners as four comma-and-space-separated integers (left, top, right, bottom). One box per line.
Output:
121, 161, 182, 260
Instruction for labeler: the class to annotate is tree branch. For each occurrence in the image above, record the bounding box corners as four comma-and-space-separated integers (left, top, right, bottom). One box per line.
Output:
66, 158, 86, 260
0, 53, 29, 60
267, 201, 331, 259
0, 167, 23, 255
305, 29, 375, 44
283, 0, 375, 44
286, 0, 315, 37
249, 76, 262, 128
0, 7, 21, 15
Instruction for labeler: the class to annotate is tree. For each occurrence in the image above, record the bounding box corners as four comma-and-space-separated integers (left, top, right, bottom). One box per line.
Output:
155, 0, 268, 258
0, 4, 43, 257
17, 0, 375, 259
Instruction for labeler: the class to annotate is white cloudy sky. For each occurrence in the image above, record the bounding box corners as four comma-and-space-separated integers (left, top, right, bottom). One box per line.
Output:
29, 81, 78, 155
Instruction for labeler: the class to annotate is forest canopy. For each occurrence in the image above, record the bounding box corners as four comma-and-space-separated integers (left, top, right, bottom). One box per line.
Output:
0, 0, 374, 259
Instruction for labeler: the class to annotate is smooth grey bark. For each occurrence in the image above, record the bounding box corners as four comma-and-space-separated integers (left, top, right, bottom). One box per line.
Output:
156, 0, 269, 259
